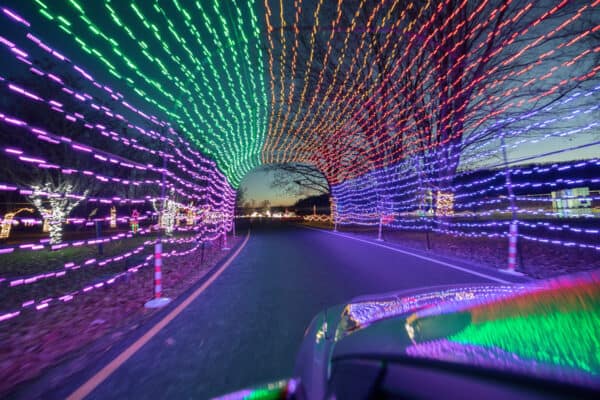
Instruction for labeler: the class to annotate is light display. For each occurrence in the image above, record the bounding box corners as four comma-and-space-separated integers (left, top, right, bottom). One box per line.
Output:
435, 192, 455, 218
405, 272, 600, 389
0, 229, 221, 322
152, 191, 180, 236
1, 1, 597, 186
27, 0, 269, 186
551, 187, 592, 217
186, 203, 196, 226
303, 214, 331, 223
0, 0, 598, 322
29, 183, 88, 244
0, 208, 34, 239
0, 4, 236, 322
109, 206, 116, 228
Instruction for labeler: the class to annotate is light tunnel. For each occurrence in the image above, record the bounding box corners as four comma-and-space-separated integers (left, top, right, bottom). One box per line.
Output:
0, 0, 598, 250
0, 2, 600, 389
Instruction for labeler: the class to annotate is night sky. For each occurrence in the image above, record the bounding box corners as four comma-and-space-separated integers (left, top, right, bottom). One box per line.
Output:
239, 165, 325, 207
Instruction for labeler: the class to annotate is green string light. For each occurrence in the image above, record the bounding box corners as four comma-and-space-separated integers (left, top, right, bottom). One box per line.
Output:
35, 0, 269, 186
450, 286, 600, 375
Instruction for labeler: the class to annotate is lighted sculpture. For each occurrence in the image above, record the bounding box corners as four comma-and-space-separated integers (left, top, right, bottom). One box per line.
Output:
41, 210, 50, 233
435, 191, 455, 218
130, 209, 140, 234
29, 183, 88, 244
186, 203, 195, 226
0, 208, 34, 239
152, 191, 181, 236
109, 206, 117, 228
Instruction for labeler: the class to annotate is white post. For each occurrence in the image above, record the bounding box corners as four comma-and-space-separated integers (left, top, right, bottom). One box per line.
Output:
145, 241, 172, 308
508, 222, 518, 271
500, 135, 524, 276
376, 213, 383, 241
222, 214, 230, 250
153, 242, 163, 298
145, 148, 172, 308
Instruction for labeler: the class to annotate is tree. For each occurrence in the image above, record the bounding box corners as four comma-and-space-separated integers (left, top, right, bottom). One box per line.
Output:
0, 56, 168, 241
377, 1, 597, 188
293, 193, 331, 215
264, 163, 329, 197
258, 199, 271, 211
29, 182, 88, 244
235, 186, 248, 211
264, 0, 598, 191
243, 198, 257, 212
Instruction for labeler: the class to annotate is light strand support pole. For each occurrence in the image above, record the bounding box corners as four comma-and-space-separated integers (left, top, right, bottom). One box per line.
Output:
499, 135, 524, 276
501, 221, 523, 276
376, 213, 384, 241
145, 241, 172, 308
508, 222, 518, 270
222, 215, 230, 251
145, 146, 172, 308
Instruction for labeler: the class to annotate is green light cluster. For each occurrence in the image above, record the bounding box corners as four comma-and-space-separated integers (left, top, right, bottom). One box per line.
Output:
34, 0, 269, 186
450, 292, 600, 375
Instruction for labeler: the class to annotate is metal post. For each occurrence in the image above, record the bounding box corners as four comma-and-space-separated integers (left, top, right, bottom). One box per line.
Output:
508, 222, 518, 268
145, 149, 172, 308
154, 242, 163, 298
161, 152, 166, 228
95, 220, 103, 255
145, 241, 171, 307
200, 241, 206, 265
500, 135, 523, 276
222, 214, 230, 250
376, 213, 384, 241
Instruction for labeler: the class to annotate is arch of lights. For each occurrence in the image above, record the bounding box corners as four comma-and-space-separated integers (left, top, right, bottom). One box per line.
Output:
0, 1, 598, 320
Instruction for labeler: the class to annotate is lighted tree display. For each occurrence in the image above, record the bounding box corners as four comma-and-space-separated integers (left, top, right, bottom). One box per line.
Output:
28, 182, 88, 244
152, 189, 184, 236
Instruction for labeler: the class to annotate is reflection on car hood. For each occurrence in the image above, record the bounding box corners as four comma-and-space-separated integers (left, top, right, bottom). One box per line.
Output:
336, 284, 526, 340
334, 271, 600, 389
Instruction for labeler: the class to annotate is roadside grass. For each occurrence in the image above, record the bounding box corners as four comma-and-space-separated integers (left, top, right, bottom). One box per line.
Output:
0, 235, 152, 277
0, 233, 200, 310
301, 221, 600, 278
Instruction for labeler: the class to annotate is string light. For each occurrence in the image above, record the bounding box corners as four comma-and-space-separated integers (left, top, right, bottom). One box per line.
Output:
0, 2, 597, 312
0, 208, 35, 239
109, 206, 117, 228
0, 5, 238, 324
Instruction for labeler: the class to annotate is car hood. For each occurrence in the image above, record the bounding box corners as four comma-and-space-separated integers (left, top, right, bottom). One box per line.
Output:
217, 273, 600, 399
326, 271, 600, 390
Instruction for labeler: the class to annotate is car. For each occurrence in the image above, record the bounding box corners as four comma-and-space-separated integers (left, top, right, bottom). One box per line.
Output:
216, 271, 600, 399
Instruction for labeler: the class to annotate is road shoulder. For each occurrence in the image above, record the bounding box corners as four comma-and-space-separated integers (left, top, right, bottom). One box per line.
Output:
299, 225, 532, 284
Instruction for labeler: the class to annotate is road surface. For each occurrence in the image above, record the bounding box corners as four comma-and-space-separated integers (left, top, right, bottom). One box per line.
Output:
49, 222, 528, 399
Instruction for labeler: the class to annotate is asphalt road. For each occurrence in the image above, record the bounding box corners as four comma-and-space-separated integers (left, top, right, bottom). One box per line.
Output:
62, 222, 527, 399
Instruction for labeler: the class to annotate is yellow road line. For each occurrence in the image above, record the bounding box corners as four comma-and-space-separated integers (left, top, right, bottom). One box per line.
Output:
67, 231, 251, 400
